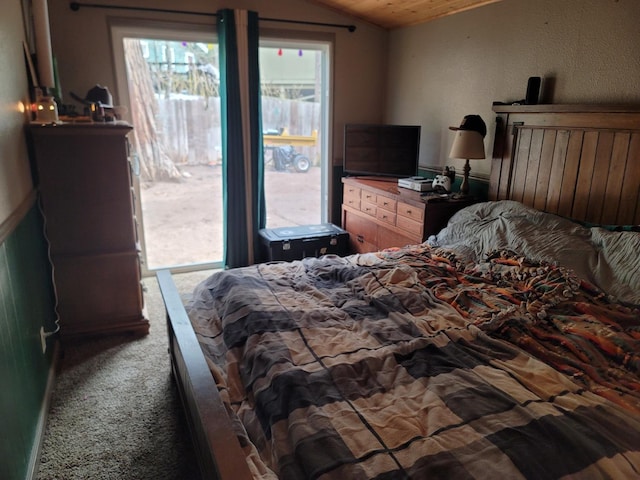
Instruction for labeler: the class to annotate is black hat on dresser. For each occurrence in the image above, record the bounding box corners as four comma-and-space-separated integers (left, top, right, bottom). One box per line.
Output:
70, 84, 113, 108
449, 114, 487, 138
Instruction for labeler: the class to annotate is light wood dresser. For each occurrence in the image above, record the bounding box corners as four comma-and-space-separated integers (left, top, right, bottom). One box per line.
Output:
29, 123, 149, 340
341, 177, 475, 253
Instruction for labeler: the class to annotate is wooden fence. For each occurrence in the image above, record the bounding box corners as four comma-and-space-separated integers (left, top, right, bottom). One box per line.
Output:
156, 95, 321, 166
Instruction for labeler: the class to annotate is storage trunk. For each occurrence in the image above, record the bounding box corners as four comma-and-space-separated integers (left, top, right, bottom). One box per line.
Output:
259, 224, 349, 262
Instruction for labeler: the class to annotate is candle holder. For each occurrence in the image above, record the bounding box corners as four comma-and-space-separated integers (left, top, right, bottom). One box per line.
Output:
32, 88, 59, 124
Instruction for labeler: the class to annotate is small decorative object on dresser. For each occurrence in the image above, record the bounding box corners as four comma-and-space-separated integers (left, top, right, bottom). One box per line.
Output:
341, 176, 475, 253
28, 123, 149, 340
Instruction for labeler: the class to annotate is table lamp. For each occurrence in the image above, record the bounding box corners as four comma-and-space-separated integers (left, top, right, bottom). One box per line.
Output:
449, 115, 486, 196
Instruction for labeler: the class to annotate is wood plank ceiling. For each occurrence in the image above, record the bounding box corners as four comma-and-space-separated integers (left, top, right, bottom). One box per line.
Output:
310, 0, 503, 29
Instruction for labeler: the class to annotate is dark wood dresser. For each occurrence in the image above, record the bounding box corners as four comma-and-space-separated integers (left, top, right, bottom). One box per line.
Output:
341, 176, 475, 253
29, 123, 149, 339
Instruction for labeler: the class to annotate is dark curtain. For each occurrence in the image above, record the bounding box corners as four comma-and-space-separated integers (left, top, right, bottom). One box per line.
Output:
218, 9, 265, 268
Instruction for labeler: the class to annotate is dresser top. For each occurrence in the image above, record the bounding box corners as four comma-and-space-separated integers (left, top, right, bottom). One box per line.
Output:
343, 176, 418, 196
342, 176, 433, 206
28, 121, 133, 136
342, 176, 476, 207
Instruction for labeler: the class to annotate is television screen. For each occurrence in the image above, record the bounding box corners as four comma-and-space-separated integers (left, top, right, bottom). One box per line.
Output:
343, 124, 421, 177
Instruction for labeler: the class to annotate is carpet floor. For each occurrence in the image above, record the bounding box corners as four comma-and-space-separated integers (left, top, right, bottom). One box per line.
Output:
36, 270, 214, 480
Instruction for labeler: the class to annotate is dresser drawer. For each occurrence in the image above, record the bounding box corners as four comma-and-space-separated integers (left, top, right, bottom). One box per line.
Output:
376, 209, 396, 226
376, 196, 396, 212
344, 185, 361, 198
360, 201, 377, 217
54, 252, 144, 334
396, 215, 423, 236
343, 194, 361, 210
397, 202, 425, 222
361, 190, 377, 205
343, 198, 360, 210
378, 225, 420, 249
343, 210, 377, 253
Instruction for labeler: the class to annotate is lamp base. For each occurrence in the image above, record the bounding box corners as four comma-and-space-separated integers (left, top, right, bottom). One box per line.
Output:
459, 158, 471, 195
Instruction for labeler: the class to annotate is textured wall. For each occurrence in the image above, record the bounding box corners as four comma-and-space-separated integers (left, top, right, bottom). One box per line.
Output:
0, 0, 33, 224
0, 4, 57, 479
386, 0, 640, 178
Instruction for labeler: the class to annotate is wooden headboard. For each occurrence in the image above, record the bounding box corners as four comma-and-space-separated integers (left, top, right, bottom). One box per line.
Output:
489, 104, 640, 225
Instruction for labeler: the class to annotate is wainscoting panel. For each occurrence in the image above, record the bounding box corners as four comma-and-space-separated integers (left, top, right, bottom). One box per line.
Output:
0, 204, 56, 480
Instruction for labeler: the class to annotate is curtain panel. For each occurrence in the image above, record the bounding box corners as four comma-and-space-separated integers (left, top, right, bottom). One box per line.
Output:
218, 9, 265, 268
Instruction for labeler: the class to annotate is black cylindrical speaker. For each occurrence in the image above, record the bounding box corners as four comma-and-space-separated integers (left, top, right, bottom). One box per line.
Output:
525, 76, 541, 105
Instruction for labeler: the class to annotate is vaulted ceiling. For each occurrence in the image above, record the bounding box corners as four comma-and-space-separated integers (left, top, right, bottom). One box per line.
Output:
311, 0, 503, 29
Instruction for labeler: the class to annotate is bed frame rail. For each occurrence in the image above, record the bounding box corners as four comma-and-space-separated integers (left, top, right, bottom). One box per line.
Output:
156, 269, 253, 480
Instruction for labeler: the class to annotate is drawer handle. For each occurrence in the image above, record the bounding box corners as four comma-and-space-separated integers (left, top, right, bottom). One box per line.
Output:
356, 234, 364, 243
130, 152, 141, 177
406, 209, 412, 214
383, 202, 389, 206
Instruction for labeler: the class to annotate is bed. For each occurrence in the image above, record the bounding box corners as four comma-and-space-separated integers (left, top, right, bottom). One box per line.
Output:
158, 104, 640, 480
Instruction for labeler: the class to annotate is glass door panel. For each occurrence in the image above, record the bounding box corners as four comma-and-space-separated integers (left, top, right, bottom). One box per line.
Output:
259, 40, 330, 228
113, 25, 223, 274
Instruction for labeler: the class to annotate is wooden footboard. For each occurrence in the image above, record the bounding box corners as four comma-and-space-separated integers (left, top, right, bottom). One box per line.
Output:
156, 270, 253, 480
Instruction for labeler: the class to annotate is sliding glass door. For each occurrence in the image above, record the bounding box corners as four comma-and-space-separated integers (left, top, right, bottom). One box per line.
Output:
112, 23, 223, 274
112, 22, 331, 274
259, 39, 331, 228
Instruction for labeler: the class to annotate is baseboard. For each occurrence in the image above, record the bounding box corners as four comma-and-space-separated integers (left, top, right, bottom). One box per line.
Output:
27, 339, 60, 480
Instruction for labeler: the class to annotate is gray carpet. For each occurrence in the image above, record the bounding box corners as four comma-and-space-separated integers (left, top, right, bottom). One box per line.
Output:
36, 270, 214, 480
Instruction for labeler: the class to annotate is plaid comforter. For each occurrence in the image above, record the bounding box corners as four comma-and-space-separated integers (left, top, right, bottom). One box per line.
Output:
187, 245, 640, 479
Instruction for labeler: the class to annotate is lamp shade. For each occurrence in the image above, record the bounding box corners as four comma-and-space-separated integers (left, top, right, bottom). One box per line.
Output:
449, 130, 486, 159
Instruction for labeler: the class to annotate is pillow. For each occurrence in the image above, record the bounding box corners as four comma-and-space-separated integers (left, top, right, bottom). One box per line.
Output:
574, 221, 640, 232
430, 200, 640, 305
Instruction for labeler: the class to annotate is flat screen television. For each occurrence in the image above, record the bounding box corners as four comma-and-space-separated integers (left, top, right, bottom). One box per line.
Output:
343, 124, 421, 177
